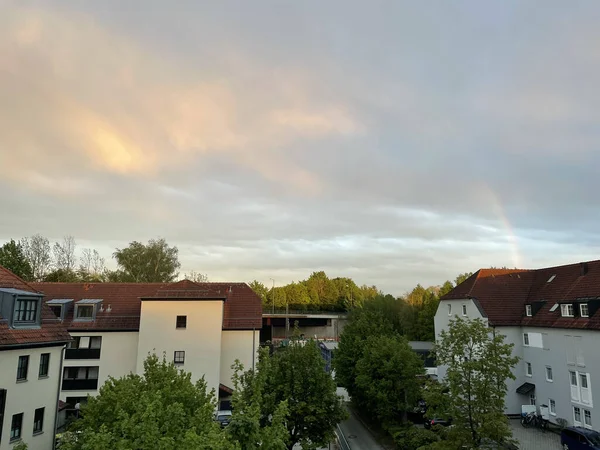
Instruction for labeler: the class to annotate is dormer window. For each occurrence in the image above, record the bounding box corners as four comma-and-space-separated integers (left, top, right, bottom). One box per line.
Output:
46, 299, 73, 321
74, 299, 103, 321
580, 304, 589, 318
14, 297, 39, 324
525, 305, 532, 317
561, 304, 574, 318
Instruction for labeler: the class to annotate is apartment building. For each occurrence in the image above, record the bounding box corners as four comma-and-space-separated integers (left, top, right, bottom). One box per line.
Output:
435, 260, 600, 431
0, 266, 71, 450
32, 280, 262, 412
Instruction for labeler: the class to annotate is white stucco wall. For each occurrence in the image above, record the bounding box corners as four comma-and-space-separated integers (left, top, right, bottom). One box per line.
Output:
137, 300, 224, 394
60, 331, 139, 402
0, 345, 64, 450
220, 330, 259, 389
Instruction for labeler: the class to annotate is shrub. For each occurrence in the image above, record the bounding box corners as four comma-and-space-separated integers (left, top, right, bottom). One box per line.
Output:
393, 426, 439, 450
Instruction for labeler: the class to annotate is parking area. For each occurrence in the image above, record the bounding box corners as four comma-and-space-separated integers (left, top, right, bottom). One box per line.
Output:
509, 419, 562, 450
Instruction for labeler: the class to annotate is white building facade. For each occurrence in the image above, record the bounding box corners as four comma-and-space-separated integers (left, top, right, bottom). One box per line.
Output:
435, 261, 600, 431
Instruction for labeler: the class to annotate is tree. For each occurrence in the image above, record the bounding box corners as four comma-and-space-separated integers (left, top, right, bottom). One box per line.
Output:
79, 248, 107, 282
454, 272, 473, 286
0, 240, 33, 280
184, 271, 209, 283
249, 280, 269, 307
20, 234, 52, 281
43, 268, 81, 282
245, 338, 347, 449
54, 235, 78, 272
354, 335, 424, 428
113, 238, 181, 282
424, 317, 519, 448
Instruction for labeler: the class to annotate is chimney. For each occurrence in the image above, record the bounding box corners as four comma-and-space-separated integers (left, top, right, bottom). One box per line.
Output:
581, 262, 589, 276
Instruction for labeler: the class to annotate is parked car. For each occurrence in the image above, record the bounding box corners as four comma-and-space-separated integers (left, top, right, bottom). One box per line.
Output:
215, 410, 233, 428
561, 427, 600, 450
424, 417, 452, 429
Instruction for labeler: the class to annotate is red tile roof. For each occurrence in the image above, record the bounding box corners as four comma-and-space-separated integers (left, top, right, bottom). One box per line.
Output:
32, 280, 262, 331
441, 260, 600, 330
0, 266, 71, 348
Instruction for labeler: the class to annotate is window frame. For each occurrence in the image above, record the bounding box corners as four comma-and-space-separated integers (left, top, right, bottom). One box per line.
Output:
529, 394, 536, 406
525, 304, 532, 316
561, 303, 575, 317
525, 362, 532, 377
549, 399, 556, 416
523, 333, 530, 346
176, 315, 187, 329
10, 412, 23, 442
89, 336, 102, 349
174, 351, 185, 365
13, 296, 40, 325
75, 305, 94, 321
584, 409, 592, 429
67, 336, 81, 349
16, 355, 29, 381
461, 304, 467, 316
33, 407, 44, 434
580, 303, 589, 318
574, 406, 582, 426
545, 366, 553, 382
39, 353, 50, 378
447, 304, 452, 316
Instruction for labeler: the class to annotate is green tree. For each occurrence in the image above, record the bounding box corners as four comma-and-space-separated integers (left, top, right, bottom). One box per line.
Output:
354, 335, 424, 428
0, 239, 33, 280
454, 272, 473, 286
248, 280, 269, 307
43, 268, 81, 282
438, 280, 454, 297
246, 339, 346, 449
113, 238, 181, 282
20, 234, 52, 281
284, 282, 311, 309
424, 317, 519, 448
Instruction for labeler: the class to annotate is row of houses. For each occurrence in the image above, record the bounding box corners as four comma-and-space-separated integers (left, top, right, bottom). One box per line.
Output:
435, 259, 600, 431
0, 265, 262, 450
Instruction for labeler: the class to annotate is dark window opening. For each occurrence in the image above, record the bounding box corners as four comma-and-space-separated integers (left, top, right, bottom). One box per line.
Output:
49, 305, 62, 319
13, 298, 38, 323
10, 413, 23, 441
39, 353, 50, 377
76, 305, 94, 319
176, 315, 187, 329
17, 356, 29, 381
33, 407, 44, 433
67, 337, 81, 349
89, 336, 102, 349
174, 351, 185, 365
0, 389, 6, 443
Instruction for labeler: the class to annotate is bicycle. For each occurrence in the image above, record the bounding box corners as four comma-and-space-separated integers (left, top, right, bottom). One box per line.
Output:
521, 411, 549, 431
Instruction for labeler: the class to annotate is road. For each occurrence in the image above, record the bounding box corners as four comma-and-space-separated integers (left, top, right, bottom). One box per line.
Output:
337, 405, 385, 450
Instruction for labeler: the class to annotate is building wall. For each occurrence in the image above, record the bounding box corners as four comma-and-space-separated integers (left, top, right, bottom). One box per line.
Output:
59, 331, 138, 402
219, 330, 259, 389
137, 300, 224, 394
0, 345, 64, 450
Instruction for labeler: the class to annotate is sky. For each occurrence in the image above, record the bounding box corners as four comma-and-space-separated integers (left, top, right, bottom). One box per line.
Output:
1, 0, 600, 294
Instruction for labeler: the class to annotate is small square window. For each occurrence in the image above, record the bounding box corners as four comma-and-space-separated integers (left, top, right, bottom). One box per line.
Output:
13, 297, 39, 323
549, 399, 556, 415
10, 413, 23, 441
17, 355, 29, 381
525, 305, 532, 316
39, 353, 50, 378
545, 366, 553, 382
525, 362, 532, 377
33, 407, 45, 434
447, 304, 452, 316
176, 315, 187, 329
523, 333, 529, 346
76, 305, 94, 319
462, 304, 467, 316
580, 304, 589, 318
561, 304, 574, 317
174, 351, 185, 365
49, 305, 63, 319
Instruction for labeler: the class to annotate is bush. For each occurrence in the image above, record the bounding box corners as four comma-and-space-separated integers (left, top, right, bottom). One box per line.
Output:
392, 426, 439, 450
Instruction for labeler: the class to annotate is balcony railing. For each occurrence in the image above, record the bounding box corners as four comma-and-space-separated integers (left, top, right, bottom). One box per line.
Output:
62, 379, 99, 391
65, 348, 101, 360
263, 308, 348, 315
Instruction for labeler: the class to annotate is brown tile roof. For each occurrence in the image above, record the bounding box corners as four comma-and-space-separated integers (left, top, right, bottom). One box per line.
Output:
32, 280, 262, 331
441, 260, 600, 330
0, 266, 71, 348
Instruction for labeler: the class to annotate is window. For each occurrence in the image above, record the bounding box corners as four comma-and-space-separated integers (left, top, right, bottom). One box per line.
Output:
63, 366, 99, 380
76, 305, 94, 319
17, 356, 29, 381
89, 337, 102, 349
545, 366, 553, 382
570, 371, 593, 406
580, 303, 589, 318
176, 315, 187, 329
33, 407, 44, 434
49, 305, 62, 319
529, 394, 536, 405
13, 297, 38, 323
585, 409, 592, 429
547, 274, 556, 283
525, 362, 532, 377
462, 304, 467, 316
39, 353, 50, 378
447, 304, 452, 316
525, 304, 532, 316
549, 399, 556, 415
523, 333, 530, 346
67, 336, 81, 349
574, 406, 582, 425
174, 351, 185, 365
10, 413, 23, 441
561, 303, 574, 317
0, 389, 6, 443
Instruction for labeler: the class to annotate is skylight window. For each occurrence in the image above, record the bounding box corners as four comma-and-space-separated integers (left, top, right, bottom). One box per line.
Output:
549, 303, 559, 312
547, 274, 556, 283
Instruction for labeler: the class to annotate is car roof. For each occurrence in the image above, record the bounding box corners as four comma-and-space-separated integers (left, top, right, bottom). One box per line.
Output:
565, 426, 600, 436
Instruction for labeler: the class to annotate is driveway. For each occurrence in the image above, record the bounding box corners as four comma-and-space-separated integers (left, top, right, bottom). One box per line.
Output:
337, 405, 385, 450
509, 419, 562, 450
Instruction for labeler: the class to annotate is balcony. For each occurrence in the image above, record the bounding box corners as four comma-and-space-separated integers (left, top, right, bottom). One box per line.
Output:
65, 348, 101, 360
62, 379, 99, 391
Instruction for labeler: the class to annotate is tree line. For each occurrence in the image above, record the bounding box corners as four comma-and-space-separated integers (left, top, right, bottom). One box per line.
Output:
0, 235, 206, 283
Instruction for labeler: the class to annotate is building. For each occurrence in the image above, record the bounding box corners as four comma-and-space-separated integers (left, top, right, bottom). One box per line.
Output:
0, 266, 71, 450
435, 260, 600, 431
260, 310, 348, 344
408, 341, 437, 377
32, 280, 262, 413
